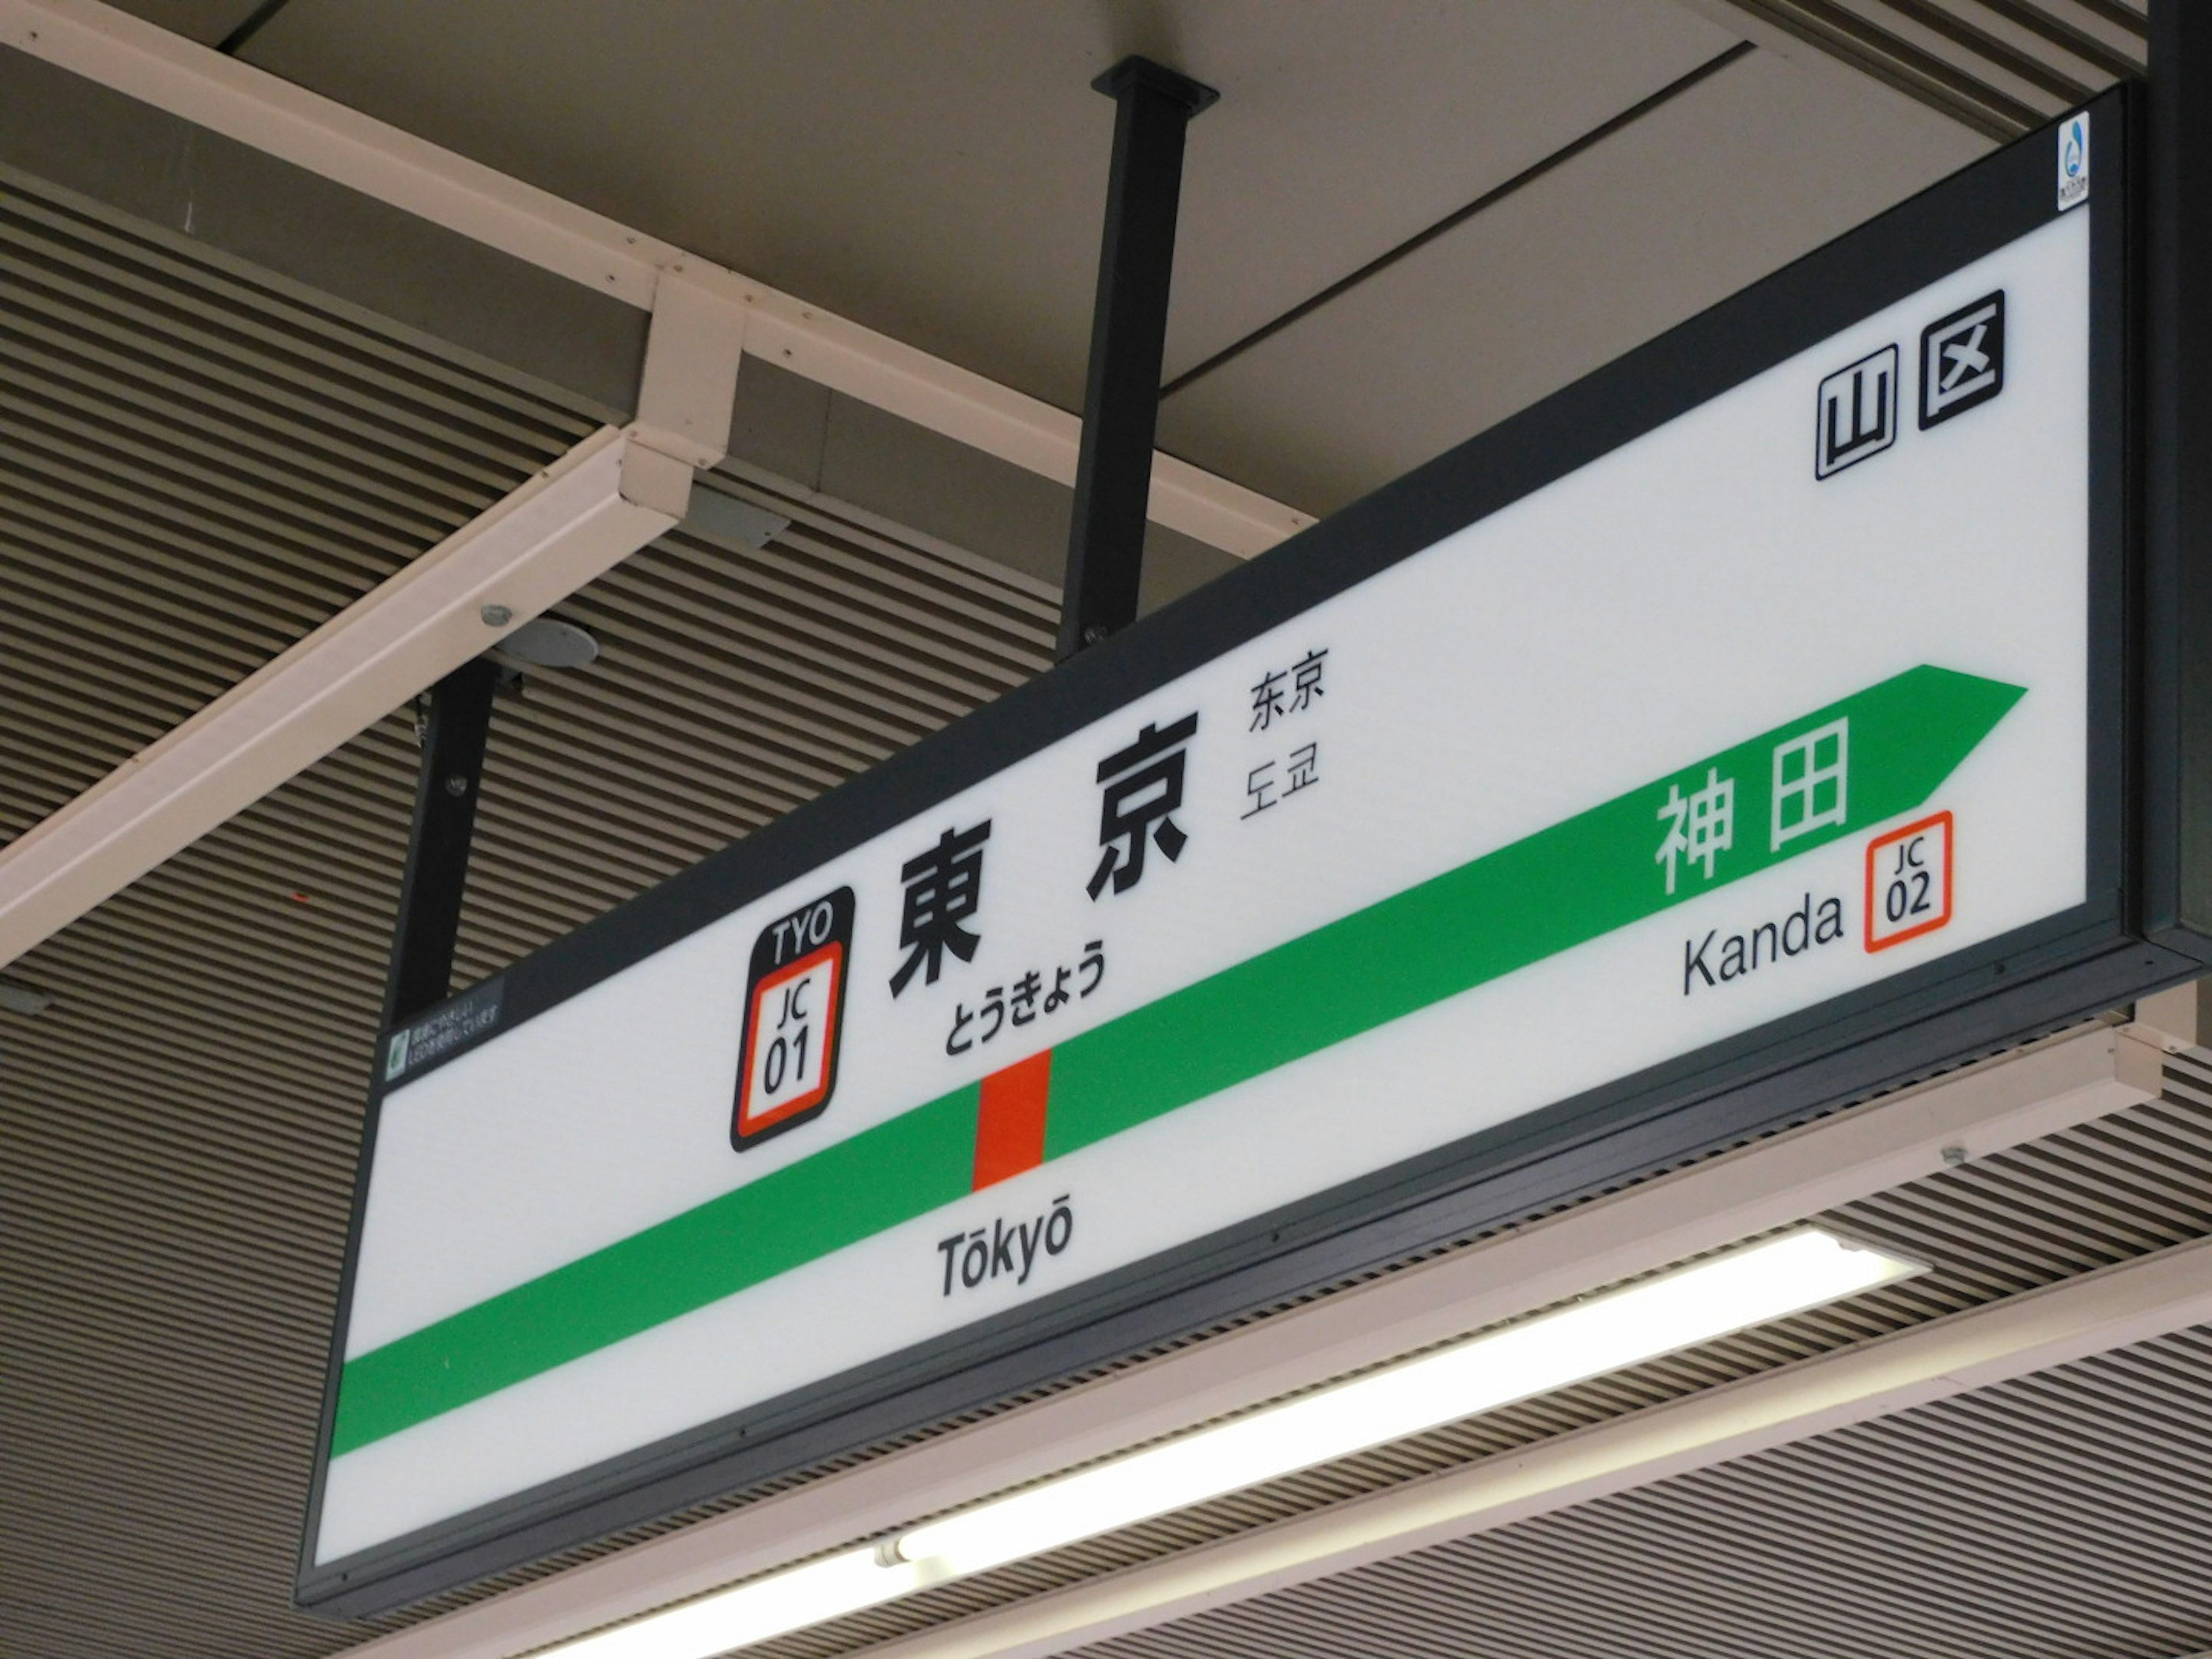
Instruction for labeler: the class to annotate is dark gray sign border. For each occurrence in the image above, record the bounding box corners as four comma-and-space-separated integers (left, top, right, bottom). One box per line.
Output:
301, 85, 2186, 1616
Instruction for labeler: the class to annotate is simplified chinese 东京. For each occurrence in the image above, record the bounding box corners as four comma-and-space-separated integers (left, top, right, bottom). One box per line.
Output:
1249, 648, 1327, 732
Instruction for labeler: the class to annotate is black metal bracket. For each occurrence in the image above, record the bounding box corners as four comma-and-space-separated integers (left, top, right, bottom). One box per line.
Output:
380, 656, 500, 1029
1057, 55, 1218, 661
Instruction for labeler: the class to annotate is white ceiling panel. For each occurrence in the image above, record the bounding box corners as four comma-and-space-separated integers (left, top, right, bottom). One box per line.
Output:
94, 0, 266, 48
232, 0, 1740, 472
1154, 43, 1988, 512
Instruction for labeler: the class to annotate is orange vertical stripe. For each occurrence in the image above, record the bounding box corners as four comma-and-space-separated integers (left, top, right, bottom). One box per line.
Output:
972, 1048, 1052, 1190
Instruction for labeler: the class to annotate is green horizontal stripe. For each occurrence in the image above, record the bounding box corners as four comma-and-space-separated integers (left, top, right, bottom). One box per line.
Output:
331, 1082, 980, 1456
334, 664, 2021, 1455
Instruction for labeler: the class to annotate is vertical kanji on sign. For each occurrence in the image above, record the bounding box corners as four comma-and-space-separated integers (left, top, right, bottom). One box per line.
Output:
1089, 714, 1198, 898
1656, 767, 1735, 895
890, 820, 992, 995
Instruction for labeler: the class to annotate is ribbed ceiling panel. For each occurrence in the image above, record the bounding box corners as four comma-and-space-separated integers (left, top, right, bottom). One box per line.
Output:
1720, 0, 2144, 138
0, 169, 596, 834
1075, 1327, 2212, 1659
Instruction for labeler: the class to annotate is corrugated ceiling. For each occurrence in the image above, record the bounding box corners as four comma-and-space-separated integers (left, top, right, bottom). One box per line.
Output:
7, 25, 2210, 1659
1074, 1322, 2212, 1659
1722, 0, 2144, 137
0, 168, 597, 815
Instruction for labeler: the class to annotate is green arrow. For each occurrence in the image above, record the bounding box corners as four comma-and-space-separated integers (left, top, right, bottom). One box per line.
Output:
331, 664, 2021, 1457
1048, 665, 2021, 1156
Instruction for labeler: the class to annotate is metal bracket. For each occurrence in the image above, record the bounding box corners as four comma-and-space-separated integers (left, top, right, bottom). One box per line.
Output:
381, 656, 500, 1028
1058, 56, 1218, 660
634, 263, 750, 470
375, 257, 734, 1032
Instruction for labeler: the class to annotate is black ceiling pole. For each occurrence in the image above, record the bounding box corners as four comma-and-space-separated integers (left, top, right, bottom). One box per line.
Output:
381, 656, 500, 1028
1057, 56, 1218, 661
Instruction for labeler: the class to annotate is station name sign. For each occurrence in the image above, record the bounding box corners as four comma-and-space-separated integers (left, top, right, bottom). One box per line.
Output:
304, 91, 2177, 1612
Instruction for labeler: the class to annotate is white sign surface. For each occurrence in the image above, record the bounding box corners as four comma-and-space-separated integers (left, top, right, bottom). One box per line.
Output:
317, 205, 2094, 1565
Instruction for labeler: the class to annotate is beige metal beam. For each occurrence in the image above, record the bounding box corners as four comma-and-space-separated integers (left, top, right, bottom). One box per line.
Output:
0, 185, 768, 969
0, 0, 1313, 559
0, 429, 690, 969
0, 0, 1310, 960
337, 1022, 2162, 1659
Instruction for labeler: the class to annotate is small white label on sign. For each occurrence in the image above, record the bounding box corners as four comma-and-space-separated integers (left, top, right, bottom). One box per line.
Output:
745, 956, 838, 1118
2058, 113, 2089, 212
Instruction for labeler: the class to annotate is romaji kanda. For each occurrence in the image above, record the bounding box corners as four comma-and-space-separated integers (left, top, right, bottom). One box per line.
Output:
1655, 717, 1851, 894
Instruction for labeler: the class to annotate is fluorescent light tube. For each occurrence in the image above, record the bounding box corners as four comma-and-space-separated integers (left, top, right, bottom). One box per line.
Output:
534, 1226, 1914, 1659
543, 1547, 941, 1659
894, 1227, 1918, 1577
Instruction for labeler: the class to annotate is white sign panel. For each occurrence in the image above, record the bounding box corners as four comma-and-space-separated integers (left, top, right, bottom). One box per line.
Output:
308, 118, 2133, 1600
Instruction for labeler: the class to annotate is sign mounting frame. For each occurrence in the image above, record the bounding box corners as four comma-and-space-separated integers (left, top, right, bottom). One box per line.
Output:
299, 85, 2188, 1616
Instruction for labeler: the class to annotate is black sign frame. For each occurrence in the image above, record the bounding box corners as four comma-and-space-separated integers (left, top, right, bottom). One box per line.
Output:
301, 85, 2188, 1616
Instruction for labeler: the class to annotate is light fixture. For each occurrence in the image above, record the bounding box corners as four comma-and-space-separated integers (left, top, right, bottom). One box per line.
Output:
537, 1226, 1916, 1658
492, 615, 601, 670
542, 1547, 942, 1659
0, 977, 55, 1016
892, 1226, 1919, 1576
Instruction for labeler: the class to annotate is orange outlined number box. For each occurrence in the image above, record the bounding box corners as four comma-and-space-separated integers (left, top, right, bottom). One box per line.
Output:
1865, 812, 1953, 952
733, 886, 853, 1149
